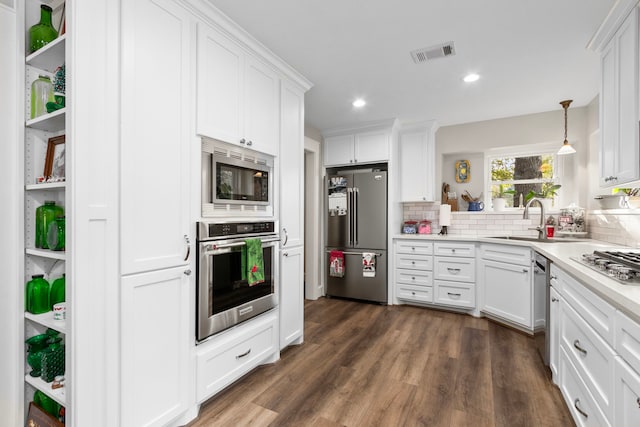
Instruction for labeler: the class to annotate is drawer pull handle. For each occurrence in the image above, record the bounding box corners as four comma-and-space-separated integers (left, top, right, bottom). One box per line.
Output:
411, 292, 416, 295
447, 292, 461, 297
412, 261, 415, 265
447, 268, 461, 273
236, 348, 252, 359
574, 398, 588, 419
411, 277, 415, 280
451, 249, 456, 253
551, 297, 559, 302
411, 247, 415, 251
573, 340, 587, 356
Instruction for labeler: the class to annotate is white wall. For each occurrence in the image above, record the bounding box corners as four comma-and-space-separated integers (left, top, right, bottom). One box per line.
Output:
0, 4, 20, 426
304, 135, 322, 299
435, 106, 590, 209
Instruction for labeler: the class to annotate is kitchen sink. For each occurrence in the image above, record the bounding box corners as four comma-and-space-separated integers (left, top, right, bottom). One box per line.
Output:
488, 236, 574, 243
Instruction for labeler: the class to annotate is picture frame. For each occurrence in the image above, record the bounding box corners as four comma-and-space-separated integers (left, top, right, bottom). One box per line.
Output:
44, 135, 65, 181
455, 159, 470, 183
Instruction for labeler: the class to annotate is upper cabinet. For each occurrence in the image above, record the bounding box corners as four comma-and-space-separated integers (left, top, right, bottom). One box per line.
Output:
398, 121, 438, 202
197, 24, 280, 156
323, 120, 396, 167
590, 1, 640, 187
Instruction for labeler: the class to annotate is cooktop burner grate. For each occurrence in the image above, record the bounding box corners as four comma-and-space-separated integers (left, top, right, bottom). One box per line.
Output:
593, 251, 640, 269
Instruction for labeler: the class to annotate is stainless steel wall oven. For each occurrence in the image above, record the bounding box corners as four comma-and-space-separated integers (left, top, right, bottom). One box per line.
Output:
196, 220, 278, 342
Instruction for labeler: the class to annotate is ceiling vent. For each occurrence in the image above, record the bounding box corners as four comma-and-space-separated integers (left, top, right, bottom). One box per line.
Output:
410, 41, 456, 64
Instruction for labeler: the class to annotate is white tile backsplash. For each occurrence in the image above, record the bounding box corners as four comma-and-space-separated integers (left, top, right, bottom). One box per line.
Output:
403, 203, 640, 248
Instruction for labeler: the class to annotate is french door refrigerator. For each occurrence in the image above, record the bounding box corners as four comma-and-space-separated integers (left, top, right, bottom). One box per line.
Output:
326, 170, 387, 303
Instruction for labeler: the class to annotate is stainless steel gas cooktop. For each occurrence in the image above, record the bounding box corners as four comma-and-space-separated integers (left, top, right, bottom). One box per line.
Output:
573, 251, 640, 285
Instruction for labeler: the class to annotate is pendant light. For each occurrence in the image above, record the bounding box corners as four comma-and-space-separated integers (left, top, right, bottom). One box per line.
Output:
558, 99, 576, 155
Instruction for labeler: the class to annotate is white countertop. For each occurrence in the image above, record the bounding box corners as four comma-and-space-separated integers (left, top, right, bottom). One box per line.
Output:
393, 233, 640, 323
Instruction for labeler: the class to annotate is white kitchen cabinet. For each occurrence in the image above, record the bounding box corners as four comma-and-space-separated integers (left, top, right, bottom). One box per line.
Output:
479, 244, 533, 331
121, 266, 190, 427
398, 121, 438, 202
615, 310, 640, 374
197, 24, 280, 156
196, 311, 278, 402
614, 357, 640, 427
322, 120, 396, 167
480, 259, 533, 329
596, 7, 640, 187
280, 246, 304, 349
433, 241, 476, 309
394, 240, 434, 304
121, 0, 193, 275
550, 285, 561, 381
279, 82, 305, 248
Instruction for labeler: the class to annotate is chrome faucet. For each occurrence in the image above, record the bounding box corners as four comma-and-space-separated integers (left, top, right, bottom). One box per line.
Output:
523, 197, 546, 240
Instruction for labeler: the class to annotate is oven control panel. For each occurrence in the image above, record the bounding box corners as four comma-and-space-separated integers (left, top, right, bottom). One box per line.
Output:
198, 221, 275, 239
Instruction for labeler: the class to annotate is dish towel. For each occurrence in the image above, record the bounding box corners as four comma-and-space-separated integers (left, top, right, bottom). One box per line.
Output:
329, 250, 345, 277
244, 239, 264, 286
362, 252, 376, 278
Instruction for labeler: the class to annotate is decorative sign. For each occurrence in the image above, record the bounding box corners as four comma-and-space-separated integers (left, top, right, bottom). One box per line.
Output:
455, 160, 470, 183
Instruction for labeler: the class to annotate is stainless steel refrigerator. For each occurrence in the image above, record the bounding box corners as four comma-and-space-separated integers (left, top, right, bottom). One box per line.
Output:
326, 170, 387, 303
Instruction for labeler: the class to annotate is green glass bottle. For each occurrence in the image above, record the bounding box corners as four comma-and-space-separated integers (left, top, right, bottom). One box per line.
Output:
50, 274, 65, 308
28, 5, 58, 54
46, 216, 65, 251
33, 390, 62, 419
26, 274, 50, 314
30, 75, 55, 119
35, 201, 63, 249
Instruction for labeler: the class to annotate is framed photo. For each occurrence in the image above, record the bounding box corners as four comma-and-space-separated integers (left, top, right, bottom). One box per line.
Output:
44, 135, 65, 181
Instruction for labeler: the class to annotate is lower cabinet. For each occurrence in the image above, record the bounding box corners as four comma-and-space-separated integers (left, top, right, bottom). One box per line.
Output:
196, 312, 278, 402
559, 347, 611, 427
433, 280, 475, 308
550, 285, 561, 380
480, 258, 532, 329
614, 356, 640, 427
280, 246, 304, 349
121, 266, 190, 427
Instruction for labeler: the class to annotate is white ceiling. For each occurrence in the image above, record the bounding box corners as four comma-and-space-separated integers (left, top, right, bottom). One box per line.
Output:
207, 0, 615, 131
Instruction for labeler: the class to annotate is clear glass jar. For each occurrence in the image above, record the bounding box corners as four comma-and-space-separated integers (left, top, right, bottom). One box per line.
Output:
30, 75, 55, 119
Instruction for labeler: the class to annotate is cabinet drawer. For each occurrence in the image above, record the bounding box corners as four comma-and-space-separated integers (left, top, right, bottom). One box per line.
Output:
434, 256, 475, 282
480, 243, 531, 266
395, 254, 433, 271
614, 356, 640, 427
559, 347, 611, 427
397, 284, 433, 303
434, 280, 475, 308
396, 268, 433, 287
557, 266, 615, 346
196, 313, 277, 402
615, 311, 640, 375
561, 301, 616, 421
395, 239, 433, 255
434, 242, 475, 257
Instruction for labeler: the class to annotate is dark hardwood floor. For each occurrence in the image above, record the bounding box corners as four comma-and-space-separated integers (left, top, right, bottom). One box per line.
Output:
189, 298, 574, 426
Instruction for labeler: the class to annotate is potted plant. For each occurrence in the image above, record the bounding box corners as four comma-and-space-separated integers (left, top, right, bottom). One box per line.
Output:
525, 183, 561, 211
492, 184, 516, 211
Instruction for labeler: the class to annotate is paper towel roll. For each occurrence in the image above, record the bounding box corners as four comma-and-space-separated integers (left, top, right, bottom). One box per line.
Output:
439, 204, 452, 226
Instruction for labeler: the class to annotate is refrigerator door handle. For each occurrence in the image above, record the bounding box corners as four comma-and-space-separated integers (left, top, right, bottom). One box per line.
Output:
347, 187, 353, 246
354, 187, 359, 246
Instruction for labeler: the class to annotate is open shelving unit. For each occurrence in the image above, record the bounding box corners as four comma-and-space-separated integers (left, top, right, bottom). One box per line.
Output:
22, 1, 69, 424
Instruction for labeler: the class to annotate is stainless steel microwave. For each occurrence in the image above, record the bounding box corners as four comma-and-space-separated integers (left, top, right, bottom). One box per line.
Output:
202, 140, 274, 214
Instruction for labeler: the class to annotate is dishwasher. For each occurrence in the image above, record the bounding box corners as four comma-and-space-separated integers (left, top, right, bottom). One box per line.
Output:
534, 252, 551, 366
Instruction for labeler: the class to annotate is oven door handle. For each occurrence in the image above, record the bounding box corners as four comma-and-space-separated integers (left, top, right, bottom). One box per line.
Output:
202, 236, 280, 251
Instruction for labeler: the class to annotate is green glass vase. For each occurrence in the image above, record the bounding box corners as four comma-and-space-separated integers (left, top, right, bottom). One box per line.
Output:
26, 274, 50, 315
25, 333, 49, 377
29, 5, 58, 54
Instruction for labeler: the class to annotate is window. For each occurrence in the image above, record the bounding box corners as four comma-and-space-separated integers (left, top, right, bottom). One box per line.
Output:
489, 150, 560, 208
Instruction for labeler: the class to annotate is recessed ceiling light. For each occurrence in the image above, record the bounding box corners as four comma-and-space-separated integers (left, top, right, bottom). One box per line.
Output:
463, 73, 480, 83
352, 98, 366, 108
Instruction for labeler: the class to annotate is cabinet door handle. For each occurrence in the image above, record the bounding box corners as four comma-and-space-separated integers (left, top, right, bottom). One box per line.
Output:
236, 348, 251, 359
447, 292, 461, 297
411, 277, 415, 281
411, 261, 416, 265
574, 398, 588, 419
447, 267, 461, 273
411, 247, 415, 251
247, 140, 253, 146
354, 158, 357, 163
451, 248, 456, 253
522, 268, 528, 273
184, 235, 191, 261
637, 397, 640, 408
240, 138, 246, 144
282, 227, 288, 246
283, 252, 289, 257
573, 340, 587, 356
184, 269, 192, 276
551, 297, 559, 302
411, 291, 416, 296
